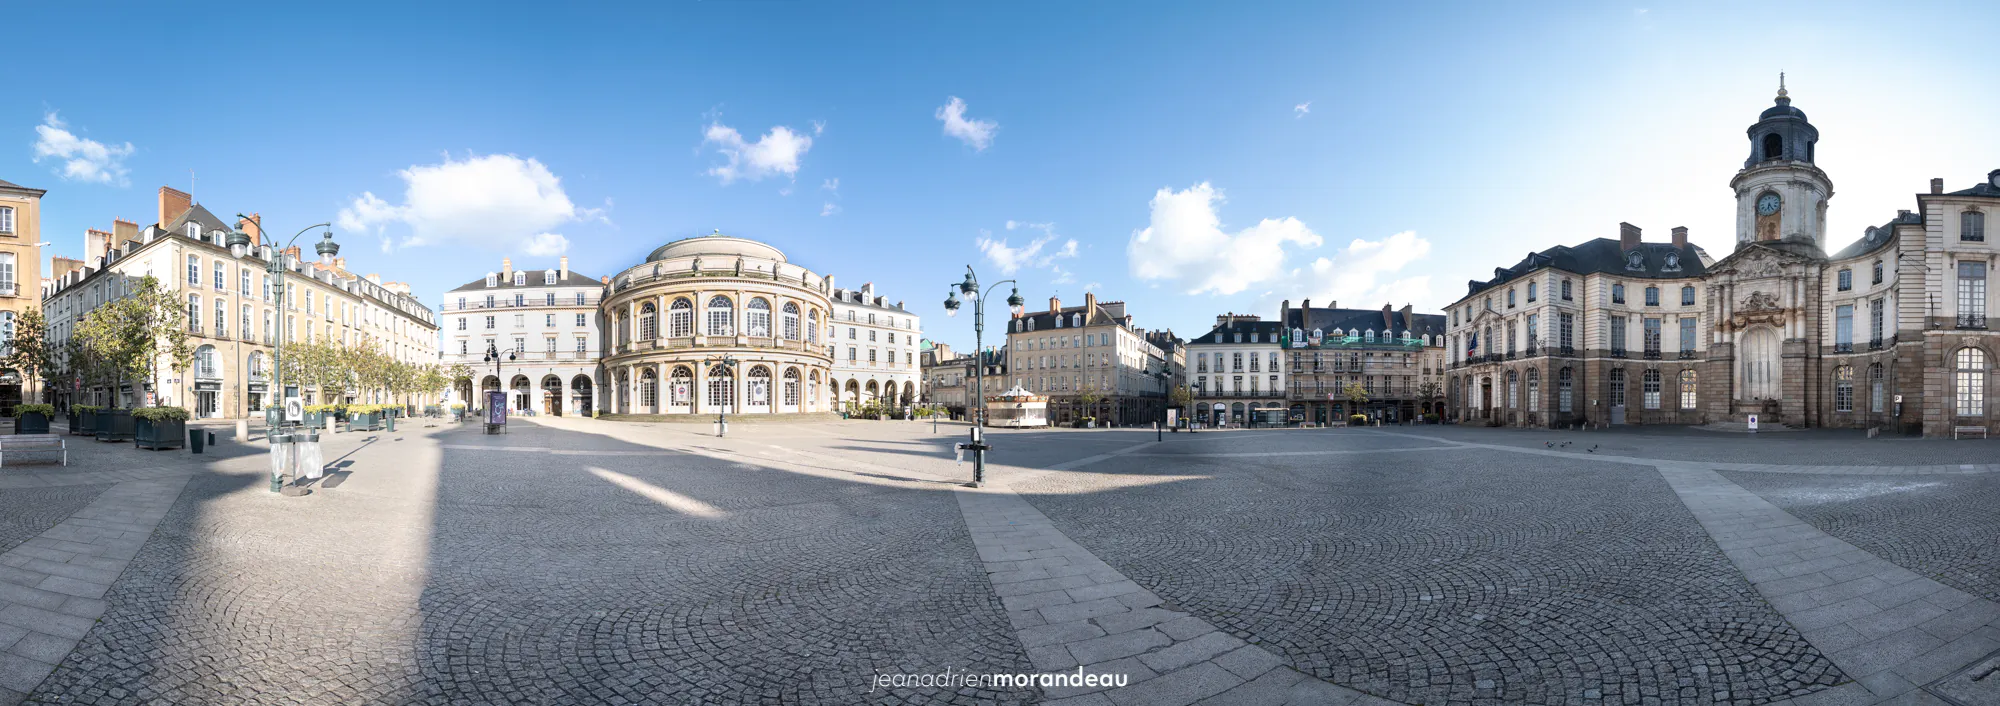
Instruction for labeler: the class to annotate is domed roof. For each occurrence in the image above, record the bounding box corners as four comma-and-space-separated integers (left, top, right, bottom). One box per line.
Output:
1760, 96, 1807, 121
646, 231, 788, 263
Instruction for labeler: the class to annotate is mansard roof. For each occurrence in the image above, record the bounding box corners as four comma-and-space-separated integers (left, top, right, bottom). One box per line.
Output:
1280, 307, 1446, 338
1829, 212, 1918, 261
1466, 238, 1710, 297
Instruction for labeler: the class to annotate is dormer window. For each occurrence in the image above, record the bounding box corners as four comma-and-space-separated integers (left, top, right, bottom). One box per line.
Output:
185, 223, 199, 239
544, 271, 556, 285
1233, 333, 1242, 343
1626, 251, 1644, 270
1071, 313, 1081, 328
513, 272, 526, 286
485, 274, 497, 287
1364, 330, 1376, 342
1054, 315, 1063, 328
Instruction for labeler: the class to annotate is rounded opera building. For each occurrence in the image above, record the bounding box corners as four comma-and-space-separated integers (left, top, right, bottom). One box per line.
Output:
600, 232, 835, 415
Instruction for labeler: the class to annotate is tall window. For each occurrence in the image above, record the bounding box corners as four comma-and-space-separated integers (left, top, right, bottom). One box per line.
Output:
669, 298, 693, 337
1679, 370, 1698, 409
188, 294, 202, 332
1560, 279, 1572, 301
638, 302, 657, 340
1506, 370, 1518, 408
1507, 289, 1516, 307
1608, 316, 1627, 355
783, 302, 801, 340
1681, 286, 1695, 306
1955, 347, 1986, 416
0, 253, 14, 294
1870, 364, 1885, 413
1559, 313, 1575, 350
1644, 286, 1659, 306
1835, 305, 1854, 352
1527, 369, 1541, 412
1837, 269, 1852, 291
213, 261, 226, 290
1642, 369, 1661, 409
1526, 314, 1539, 351
546, 293, 556, 306
1612, 284, 1625, 304
708, 364, 734, 407
746, 298, 772, 337
214, 299, 227, 337
241, 305, 251, 340
783, 368, 801, 406
1834, 366, 1854, 412
187, 255, 201, 285
706, 295, 733, 335
747, 366, 771, 406
0, 207, 11, 233
1527, 282, 1537, 302
1558, 367, 1573, 413
1609, 368, 1626, 407
1870, 299, 1885, 346
639, 369, 658, 408
576, 292, 587, 306
1873, 261, 1884, 285
1958, 261, 1987, 328
1963, 210, 1986, 242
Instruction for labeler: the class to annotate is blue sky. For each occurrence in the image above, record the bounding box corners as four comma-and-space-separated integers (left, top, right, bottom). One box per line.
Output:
15, 1, 2000, 352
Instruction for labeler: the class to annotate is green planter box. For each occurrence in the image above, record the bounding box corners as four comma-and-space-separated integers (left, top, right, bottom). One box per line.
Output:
95, 409, 135, 442
135, 417, 187, 450
347, 412, 382, 432
74, 409, 98, 436
16, 412, 49, 435
304, 411, 328, 429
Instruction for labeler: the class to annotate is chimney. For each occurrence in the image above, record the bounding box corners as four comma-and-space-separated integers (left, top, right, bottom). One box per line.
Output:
559, 256, 569, 280
1049, 295, 1061, 314
85, 229, 111, 262
1084, 292, 1097, 319
1382, 303, 1393, 331
1619, 222, 1642, 251
601, 275, 610, 284
1931, 178, 1944, 194
366, 273, 382, 284
157, 187, 191, 228
238, 213, 264, 246
502, 257, 512, 280
112, 219, 139, 249
1400, 304, 1414, 332
862, 282, 874, 299
1280, 299, 1290, 323
334, 256, 347, 271
1671, 226, 1688, 249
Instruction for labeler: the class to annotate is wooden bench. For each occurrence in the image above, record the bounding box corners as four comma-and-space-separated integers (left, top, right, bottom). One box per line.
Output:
0, 434, 67, 467
1953, 425, 1987, 440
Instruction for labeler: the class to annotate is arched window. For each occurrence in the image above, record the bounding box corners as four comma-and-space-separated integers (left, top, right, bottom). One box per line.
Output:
1609, 368, 1626, 407
669, 367, 692, 405
1072, 313, 1082, 328
639, 369, 658, 408
194, 345, 219, 379
1679, 370, 1698, 409
807, 310, 819, 342
1963, 210, 1986, 242
707, 364, 735, 407
1558, 367, 1574, 413
783, 368, 801, 406
747, 366, 772, 406
1506, 369, 1518, 409
1642, 369, 1661, 410
1834, 366, 1854, 413
668, 298, 693, 338
706, 295, 734, 336
1870, 363, 1885, 413
1527, 369, 1541, 412
1364, 330, 1376, 342
1954, 348, 1986, 417
746, 298, 772, 337
1763, 133, 1783, 162
783, 302, 801, 340
1292, 328, 1303, 342
1054, 315, 1063, 329
638, 302, 658, 340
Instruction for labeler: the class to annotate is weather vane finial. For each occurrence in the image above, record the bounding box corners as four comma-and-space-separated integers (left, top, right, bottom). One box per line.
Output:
1777, 72, 1787, 99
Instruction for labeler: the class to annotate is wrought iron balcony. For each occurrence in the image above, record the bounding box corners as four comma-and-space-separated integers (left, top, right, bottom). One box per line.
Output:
1868, 339, 1883, 351
1559, 345, 1576, 357
1957, 315, 1986, 330
1833, 343, 1853, 353
1643, 350, 1661, 360
1678, 350, 1698, 360
1609, 349, 1626, 359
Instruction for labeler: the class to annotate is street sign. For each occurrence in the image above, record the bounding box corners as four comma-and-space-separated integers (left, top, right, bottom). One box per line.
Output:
1747, 414, 1759, 432
284, 397, 303, 423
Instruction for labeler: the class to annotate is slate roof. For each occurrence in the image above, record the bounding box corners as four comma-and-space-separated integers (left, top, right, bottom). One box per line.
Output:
1466, 238, 1710, 297
831, 288, 909, 312
448, 270, 604, 293
1012, 302, 1128, 333
1282, 307, 1448, 339
1943, 175, 2000, 199
1187, 319, 1286, 347
162, 203, 233, 236
1829, 213, 1917, 260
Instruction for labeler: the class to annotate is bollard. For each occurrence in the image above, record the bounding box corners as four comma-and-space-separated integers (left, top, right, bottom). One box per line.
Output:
189, 428, 205, 454
235, 419, 248, 442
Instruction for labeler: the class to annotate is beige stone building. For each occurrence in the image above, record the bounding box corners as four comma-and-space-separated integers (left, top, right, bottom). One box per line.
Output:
43, 186, 440, 418
0, 179, 46, 413
1003, 292, 1171, 426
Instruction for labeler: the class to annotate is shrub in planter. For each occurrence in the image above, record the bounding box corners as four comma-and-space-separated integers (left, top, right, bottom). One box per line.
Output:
1350, 414, 1369, 426
12, 403, 54, 435
346, 404, 386, 431
304, 404, 342, 429
73, 404, 103, 436
95, 408, 136, 442
133, 406, 190, 450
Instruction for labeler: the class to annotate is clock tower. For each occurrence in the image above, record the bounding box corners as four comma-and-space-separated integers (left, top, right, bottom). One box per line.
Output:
1730, 75, 1833, 253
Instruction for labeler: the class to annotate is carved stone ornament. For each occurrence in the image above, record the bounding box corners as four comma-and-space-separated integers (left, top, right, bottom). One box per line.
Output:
1730, 290, 1787, 330
735, 257, 744, 276
692, 256, 702, 273
1741, 290, 1782, 312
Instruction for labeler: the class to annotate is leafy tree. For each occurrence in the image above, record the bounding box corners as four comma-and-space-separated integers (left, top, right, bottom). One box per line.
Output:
4, 308, 55, 404
1076, 386, 1103, 421
1169, 384, 1194, 409
75, 275, 189, 408
1416, 380, 1445, 415
1342, 381, 1370, 413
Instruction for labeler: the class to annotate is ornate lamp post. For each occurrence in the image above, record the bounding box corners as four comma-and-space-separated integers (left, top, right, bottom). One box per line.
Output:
482, 343, 518, 433
226, 220, 340, 495
942, 266, 1023, 428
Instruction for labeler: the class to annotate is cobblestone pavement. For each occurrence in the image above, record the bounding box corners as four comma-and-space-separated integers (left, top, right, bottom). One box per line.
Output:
1726, 470, 2000, 605
10, 418, 2000, 705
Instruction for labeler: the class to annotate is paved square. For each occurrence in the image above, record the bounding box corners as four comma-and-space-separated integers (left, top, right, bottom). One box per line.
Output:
5, 419, 2000, 705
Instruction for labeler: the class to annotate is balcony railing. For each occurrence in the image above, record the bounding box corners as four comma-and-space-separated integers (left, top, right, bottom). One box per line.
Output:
1643, 350, 1661, 360
1957, 315, 1986, 330
1869, 339, 1883, 351
1559, 345, 1576, 357
1833, 343, 1854, 353
1609, 349, 1626, 359
1678, 350, 1698, 360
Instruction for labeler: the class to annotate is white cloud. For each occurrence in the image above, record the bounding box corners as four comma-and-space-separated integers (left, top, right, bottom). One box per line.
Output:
978, 221, 1078, 275
1083, 282, 1102, 293
1126, 182, 1323, 296
812, 120, 826, 136
1051, 266, 1075, 285
936, 96, 998, 151
701, 121, 813, 184
1283, 230, 1434, 307
31, 112, 134, 186
1294, 102, 1311, 118
336, 153, 597, 255
821, 202, 840, 217
821, 178, 839, 193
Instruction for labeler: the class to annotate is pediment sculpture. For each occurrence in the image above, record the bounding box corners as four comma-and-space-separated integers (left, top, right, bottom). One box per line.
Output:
1741, 290, 1782, 312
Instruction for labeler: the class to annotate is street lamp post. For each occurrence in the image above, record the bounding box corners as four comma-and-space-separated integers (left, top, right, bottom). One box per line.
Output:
943, 266, 1022, 486
226, 220, 340, 496
704, 355, 738, 436
482, 343, 519, 434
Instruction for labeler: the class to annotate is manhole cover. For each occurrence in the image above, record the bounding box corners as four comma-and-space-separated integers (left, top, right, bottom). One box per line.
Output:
1928, 649, 2000, 706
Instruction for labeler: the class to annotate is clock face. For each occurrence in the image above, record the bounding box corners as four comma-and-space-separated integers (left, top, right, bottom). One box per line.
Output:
1756, 193, 1782, 216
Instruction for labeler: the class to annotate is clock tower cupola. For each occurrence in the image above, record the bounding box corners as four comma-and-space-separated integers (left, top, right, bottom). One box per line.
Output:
1730, 74, 1833, 253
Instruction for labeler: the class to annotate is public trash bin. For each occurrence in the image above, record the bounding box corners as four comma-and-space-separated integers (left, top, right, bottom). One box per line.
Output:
300, 429, 325, 481
190, 428, 205, 454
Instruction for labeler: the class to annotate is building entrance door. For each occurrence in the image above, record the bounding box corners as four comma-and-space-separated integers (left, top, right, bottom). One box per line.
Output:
196, 391, 218, 418
1610, 405, 1626, 425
